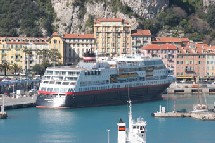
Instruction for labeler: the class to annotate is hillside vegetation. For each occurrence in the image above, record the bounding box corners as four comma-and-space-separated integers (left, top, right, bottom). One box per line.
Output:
0, 0, 214, 44
140, 0, 215, 44
0, 0, 55, 37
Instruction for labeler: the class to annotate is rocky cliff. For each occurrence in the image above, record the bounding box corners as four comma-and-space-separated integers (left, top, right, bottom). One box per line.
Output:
51, 0, 169, 34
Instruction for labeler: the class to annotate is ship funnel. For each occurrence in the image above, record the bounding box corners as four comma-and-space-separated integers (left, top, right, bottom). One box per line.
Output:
117, 118, 126, 143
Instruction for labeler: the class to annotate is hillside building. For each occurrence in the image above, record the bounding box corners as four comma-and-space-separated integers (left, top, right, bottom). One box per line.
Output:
94, 18, 131, 56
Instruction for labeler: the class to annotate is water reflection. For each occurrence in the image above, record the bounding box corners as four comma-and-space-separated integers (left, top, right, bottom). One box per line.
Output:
37, 109, 78, 143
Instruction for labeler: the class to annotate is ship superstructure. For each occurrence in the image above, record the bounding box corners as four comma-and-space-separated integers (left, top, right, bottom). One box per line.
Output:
36, 53, 175, 108
117, 100, 146, 143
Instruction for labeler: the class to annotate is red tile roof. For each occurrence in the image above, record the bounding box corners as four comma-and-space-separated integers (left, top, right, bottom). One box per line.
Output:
131, 30, 151, 36
94, 18, 129, 24
142, 44, 177, 50
181, 38, 189, 42
63, 34, 94, 39
153, 37, 189, 43
52, 32, 58, 36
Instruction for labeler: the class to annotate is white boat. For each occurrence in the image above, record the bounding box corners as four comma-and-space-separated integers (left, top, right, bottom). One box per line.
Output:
36, 51, 175, 108
117, 100, 146, 143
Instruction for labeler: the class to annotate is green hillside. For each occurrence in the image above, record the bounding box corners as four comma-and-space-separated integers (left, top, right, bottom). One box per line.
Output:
0, 0, 214, 44
0, 0, 55, 37
141, 0, 215, 44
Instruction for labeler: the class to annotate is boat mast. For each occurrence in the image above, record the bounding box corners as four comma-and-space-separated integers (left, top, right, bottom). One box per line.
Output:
128, 100, 133, 141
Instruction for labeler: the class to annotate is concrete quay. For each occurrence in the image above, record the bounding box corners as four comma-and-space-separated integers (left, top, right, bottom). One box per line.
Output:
191, 112, 215, 121
152, 105, 215, 121
152, 111, 191, 118
167, 83, 215, 94
0, 95, 36, 110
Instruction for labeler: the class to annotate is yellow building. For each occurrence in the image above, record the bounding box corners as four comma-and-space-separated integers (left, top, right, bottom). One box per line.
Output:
48, 32, 65, 64
94, 18, 131, 56
0, 37, 47, 73
0, 33, 65, 75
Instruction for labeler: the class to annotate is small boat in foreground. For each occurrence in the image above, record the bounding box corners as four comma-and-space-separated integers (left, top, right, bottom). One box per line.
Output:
117, 100, 146, 143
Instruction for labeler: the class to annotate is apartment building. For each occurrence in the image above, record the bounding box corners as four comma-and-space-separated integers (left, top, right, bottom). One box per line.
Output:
0, 32, 66, 74
131, 29, 151, 54
141, 43, 178, 76
94, 18, 131, 56
63, 33, 95, 64
0, 36, 49, 73
176, 44, 208, 80
48, 32, 64, 64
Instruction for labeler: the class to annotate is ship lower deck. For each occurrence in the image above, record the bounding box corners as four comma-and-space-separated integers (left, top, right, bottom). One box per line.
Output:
36, 83, 170, 108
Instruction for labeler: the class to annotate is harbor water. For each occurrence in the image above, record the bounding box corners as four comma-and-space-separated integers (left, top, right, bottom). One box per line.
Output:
1, 94, 215, 143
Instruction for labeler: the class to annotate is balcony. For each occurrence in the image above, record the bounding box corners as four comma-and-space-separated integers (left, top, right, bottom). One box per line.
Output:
185, 69, 195, 73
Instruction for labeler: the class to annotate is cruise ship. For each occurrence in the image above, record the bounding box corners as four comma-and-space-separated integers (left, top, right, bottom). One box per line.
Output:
36, 52, 175, 108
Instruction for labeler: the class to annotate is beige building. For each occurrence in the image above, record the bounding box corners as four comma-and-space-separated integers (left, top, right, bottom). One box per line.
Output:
0, 37, 49, 73
0, 32, 65, 75
63, 33, 95, 64
94, 18, 131, 56
131, 29, 151, 54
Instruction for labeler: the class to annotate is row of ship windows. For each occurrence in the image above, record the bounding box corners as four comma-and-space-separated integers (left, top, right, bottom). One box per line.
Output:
80, 80, 109, 86
43, 76, 78, 81
45, 71, 80, 76
84, 71, 101, 75
79, 81, 168, 92
40, 87, 74, 92
42, 81, 76, 85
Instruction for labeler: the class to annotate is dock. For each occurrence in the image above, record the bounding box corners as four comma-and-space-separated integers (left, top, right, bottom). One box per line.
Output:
0, 95, 36, 110
152, 105, 215, 121
167, 83, 215, 94
152, 111, 191, 118
191, 112, 215, 121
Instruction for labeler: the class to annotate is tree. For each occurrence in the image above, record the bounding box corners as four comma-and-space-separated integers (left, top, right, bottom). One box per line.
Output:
207, 4, 215, 29
0, 61, 11, 76
36, 49, 51, 64
36, 49, 62, 65
10, 63, 22, 75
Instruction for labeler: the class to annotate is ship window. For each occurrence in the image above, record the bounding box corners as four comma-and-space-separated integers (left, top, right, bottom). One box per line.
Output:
133, 126, 136, 129
62, 71, 66, 75
41, 87, 46, 90
56, 82, 61, 85
62, 82, 69, 85
140, 126, 143, 130
53, 88, 59, 92
46, 71, 53, 75
49, 81, 55, 84
47, 88, 53, 92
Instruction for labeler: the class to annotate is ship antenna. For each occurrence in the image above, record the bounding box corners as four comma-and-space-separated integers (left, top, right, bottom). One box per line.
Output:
127, 85, 132, 141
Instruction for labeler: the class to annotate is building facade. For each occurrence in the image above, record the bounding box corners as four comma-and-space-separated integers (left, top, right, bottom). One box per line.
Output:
63, 33, 95, 64
94, 18, 131, 56
141, 43, 178, 76
131, 29, 151, 54
0, 36, 49, 73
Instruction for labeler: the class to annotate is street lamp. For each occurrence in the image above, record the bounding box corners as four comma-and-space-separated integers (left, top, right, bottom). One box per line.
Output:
107, 129, 110, 143
12, 84, 15, 98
